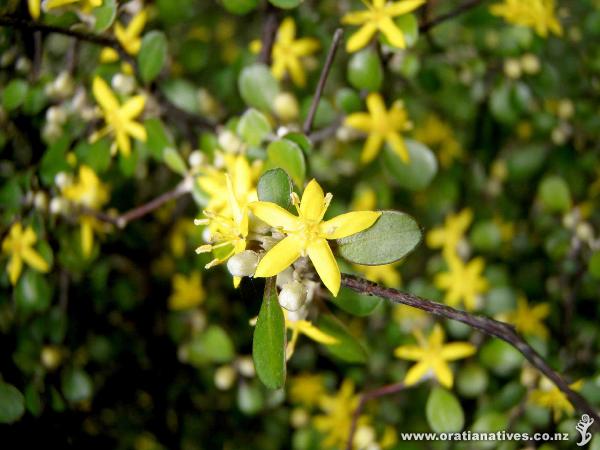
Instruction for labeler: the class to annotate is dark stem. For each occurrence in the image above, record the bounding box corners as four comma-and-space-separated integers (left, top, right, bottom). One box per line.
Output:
303, 28, 344, 135
258, 5, 279, 65
32, 30, 42, 81
346, 382, 406, 450
340, 273, 600, 428
419, 0, 486, 33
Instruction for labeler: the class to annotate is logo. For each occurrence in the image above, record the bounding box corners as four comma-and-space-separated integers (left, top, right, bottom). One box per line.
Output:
576, 414, 594, 447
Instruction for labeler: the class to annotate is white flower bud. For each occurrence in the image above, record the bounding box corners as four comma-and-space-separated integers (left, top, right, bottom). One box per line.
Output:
218, 130, 243, 154
46, 106, 67, 125
112, 73, 135, 95
503, 58, 521, 79
520, 53, 540, 75
237, 356, 255, 377
34, 191, 48, 211
214, 365, 236, 390
275, 266, 294, 288
274, 92, 299, 122
15, 57, 31, 74
354, 425, 376, 448
278, 281, 307, 312
53, 72, 74, 97
551, 127, 567, 145
557, 99, 574, 120
42, 122, 63, 142
188, 150, 205, 168
576, 222, 594, 242
226, 250, 259, 277
49, 197, 65, 215
54, 171, 70, 189
562, 212, 577, 229
286, 305, 308, 323
290, 408, 309, 428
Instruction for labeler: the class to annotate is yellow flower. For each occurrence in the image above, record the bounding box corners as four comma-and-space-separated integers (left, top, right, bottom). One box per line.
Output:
2, 223, 50, 285
505, 296, 550, 340
44, 0, 102, 14
168, 271, 205, 310
169, 219, 195, 258
289, 373, 326, 408
286, 313, 338, 360
394, 324, 476, 388
426, 208, 473, 256
28, 0, 41, 19
351, 185, 377, 211
434, 255, 489, 311
251, 18, 320, 87
341, 0, 425, 52
313, 379, 369, 449
250, 179, 381, 296
62, 165, 110, 257
413, 114, 463, 168
354, 263, 401, 287
90, 76, 147, 158
345, 92, 413, 164
529, 378, 583, 421
490, 0, 562, 38
100, 9, 148, 63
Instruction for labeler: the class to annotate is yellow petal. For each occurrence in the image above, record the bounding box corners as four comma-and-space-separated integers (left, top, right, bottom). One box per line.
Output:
386, 132, 409, 162
92, 76, 119, 112
126, 9, 148, 38
116, 131, 131, 157
271, 57, 287, 80
125, 121, 147, 142
81, 219, 94, 257
99, 47, 119, 63
440, 342, 476, 361
300, 179, 327, 221
393, 345, 425, 361
28, 0, 41, 19
341, 10, 372, 25
307, 239, 340, 296
346, 22, 378, 53
320, 211, 381, 239
120, 95, 146, 119
21, 247, 50, 272
360, 133, 384, 163
7, 255, 23, 286
254, 235, 302, 278
366, 92, 387, 120
295, 321, 338, 345
429, 324, 445, 347
291, 38, 320, 56
433, 359, 454, 388
278, 17, 296, 44
287, 56, 306, 87
249, 202, 299, 231
404, 360, 429, 386
378, 16, 406, 48
384, 0, 425, 17
344, 112, 373, 132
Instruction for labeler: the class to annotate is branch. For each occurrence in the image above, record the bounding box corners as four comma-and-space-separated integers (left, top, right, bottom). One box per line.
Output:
419, 0, 486, 33
303, 28, 344, 135
258, 5, 279, 65
340, 273, 600, 428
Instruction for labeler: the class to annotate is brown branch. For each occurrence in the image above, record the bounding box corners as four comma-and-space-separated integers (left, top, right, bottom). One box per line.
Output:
258, 5, 279, 65
419, 0, 486, 33
341, 273, 600, 428
303, 28, 344, 135
346, 382, 406, 450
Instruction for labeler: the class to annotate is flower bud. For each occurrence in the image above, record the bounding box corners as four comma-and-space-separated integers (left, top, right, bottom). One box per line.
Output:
214, 365, 237, 390
218, 130, 243, 154
520, 53, 540, 75
237, 356, 255, 377
15, 56, 31, 74
290, 408, 309, 428
274, 92, 299, 122
278, 281, 307, 312
42, 122, 63, 142
34, 191, 48, 211
112, 73, 135, 95
286, 305, 308, 323
188, 150, 205, 169
54, 171, 71, 189
227, 250, 259, 277
354, 425, 376, 448
503, 58, 521, 79
41, 346, 62, 370
557, 99, 574, 120
49, 197, 66, 215
275, 266, 294, 288
46, 106, 67, 125
576, 222, 594, 242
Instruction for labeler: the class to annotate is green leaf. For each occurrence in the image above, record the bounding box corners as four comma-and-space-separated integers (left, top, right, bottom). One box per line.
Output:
268, 0, 302, 8
187, 325, 235, 366
589, 251, 600, 280
266, 139, 306, 187
2, 79, 28, 111
316, 314, 367, 363
40, 135, 71, 186
479, 338, 523, 376
395, 13, 419, 47
282, 132, 312, 155
23, 85, 47, 115
329, 287, 382, 316
337, 210, 421, 265
163, 147, 188, 175
426, 387, 465, 433
253, 278, 286, 389
383, 139, 438, 191
24, 384, 43, 417
144, 118, 174, 160
237, 108, 272, 147
160, 79, 199, 113
257, 168, 293, 209
93, 0, 117, 32
238, 64, 280, 111
62, 369, 93, 403
138, 31, 168, 83
15, 270, 52, 315
222, 0, 259, 14
74, 138, 112, 174
538, 175, 572, 213
0, 383, 25, 424
348, 48, 383, 92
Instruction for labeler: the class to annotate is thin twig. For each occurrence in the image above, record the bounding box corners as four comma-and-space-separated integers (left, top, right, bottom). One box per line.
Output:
303, 28, 344, 135
419, 0, 486, 33
340, 273, 600, 429
346, 382, 406, 450
258, 5, 279, 66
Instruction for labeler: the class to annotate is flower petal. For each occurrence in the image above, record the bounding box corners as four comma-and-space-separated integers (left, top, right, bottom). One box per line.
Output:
116, 130, 131, 157
320, 211, 381, 239
360, 133, 384, 163
7, 255, 23, 286
404, 360, 429, 386
393, 345, 425, 361
80, 218, 94, 257
386, 132, 409, 162
433, 359, 454, 388
120, 95, 146, 119
366, 92, 387, 121
346, 22, 377, 53
307, 238, 340, 296
300, 179, 327, 221
440, 342, 476, 361
341, 10, 372, 25
384, 0, 425, 17
278, 17, 296, 44
21, 247, 49, 273
254, 235, 302, 278
378, 16, 406, 49
296, 320, 338, 345
249, 201, 299, 230
344, 112, 373, 132
124, 120, 147, 142
92, 76, 119, 112
287, 56, 306, 87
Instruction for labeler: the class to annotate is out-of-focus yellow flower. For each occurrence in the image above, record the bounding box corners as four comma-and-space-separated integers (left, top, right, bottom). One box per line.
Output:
169, 219, 195, 257
90, 76, 147, 157
100, 9, 148, 63
250, 179, 381, 296
505, 296, 550, 339
341, 0, 425, 52
2, 223, 50, 285
345, 92, 413, 164
286, 313, 338, 360
313, 379, 369, 449
354, 263, 401, 287
394, 324, 476, 388
351, 185, 377, 211
426, 209, 473, 256
490, 0, 562, 38
28, 0, 41, 19
289, 373, 326, 408
251, 18, 320, 87
434, 255, 489, 311
529, 377, 583, 421
168, 271, 205, 310
62, 165, 110, 257
413, 114, 463, 168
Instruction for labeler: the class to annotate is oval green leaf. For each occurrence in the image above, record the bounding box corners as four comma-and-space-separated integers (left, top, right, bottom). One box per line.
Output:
238, 108, 272, 147
163, 147, 187, 175
426, 387, 464, 433
337, 210, 421, 265
222, 0, 259, 14
329, 287, 382, 316
316, 314, 367, 363
257, 168, 293, 209
383, 138, 438, 191
138, 31, 168, 83
0, 383, 25, 424
187, 325, 235, 366
253, 278, 286, 389
266, 139, 306, 187
93, 0, 117, 32
348, 48, 383, 92
269, 0, 302, 8
238, 64, 280, 111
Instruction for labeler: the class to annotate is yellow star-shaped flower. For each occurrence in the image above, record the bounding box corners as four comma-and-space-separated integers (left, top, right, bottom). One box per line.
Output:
426, 208, 473, 257
394, 324, 476, 388
490, 0, 562, 38
434, 255, 489, 311
505, 296, 550, 340
289, 373, 326, 408
249, 179, 381, 296
341, 0, 425, 53
90, 76, 147, 158
529, 377, 583, 422
100, 9, 148, 63
345, 92, 413, 164
354, 262, 401, 287
168, 271, 206, 311
286, 313, 338, 360
413, 114, 463, 168
2, 223, 50, 285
